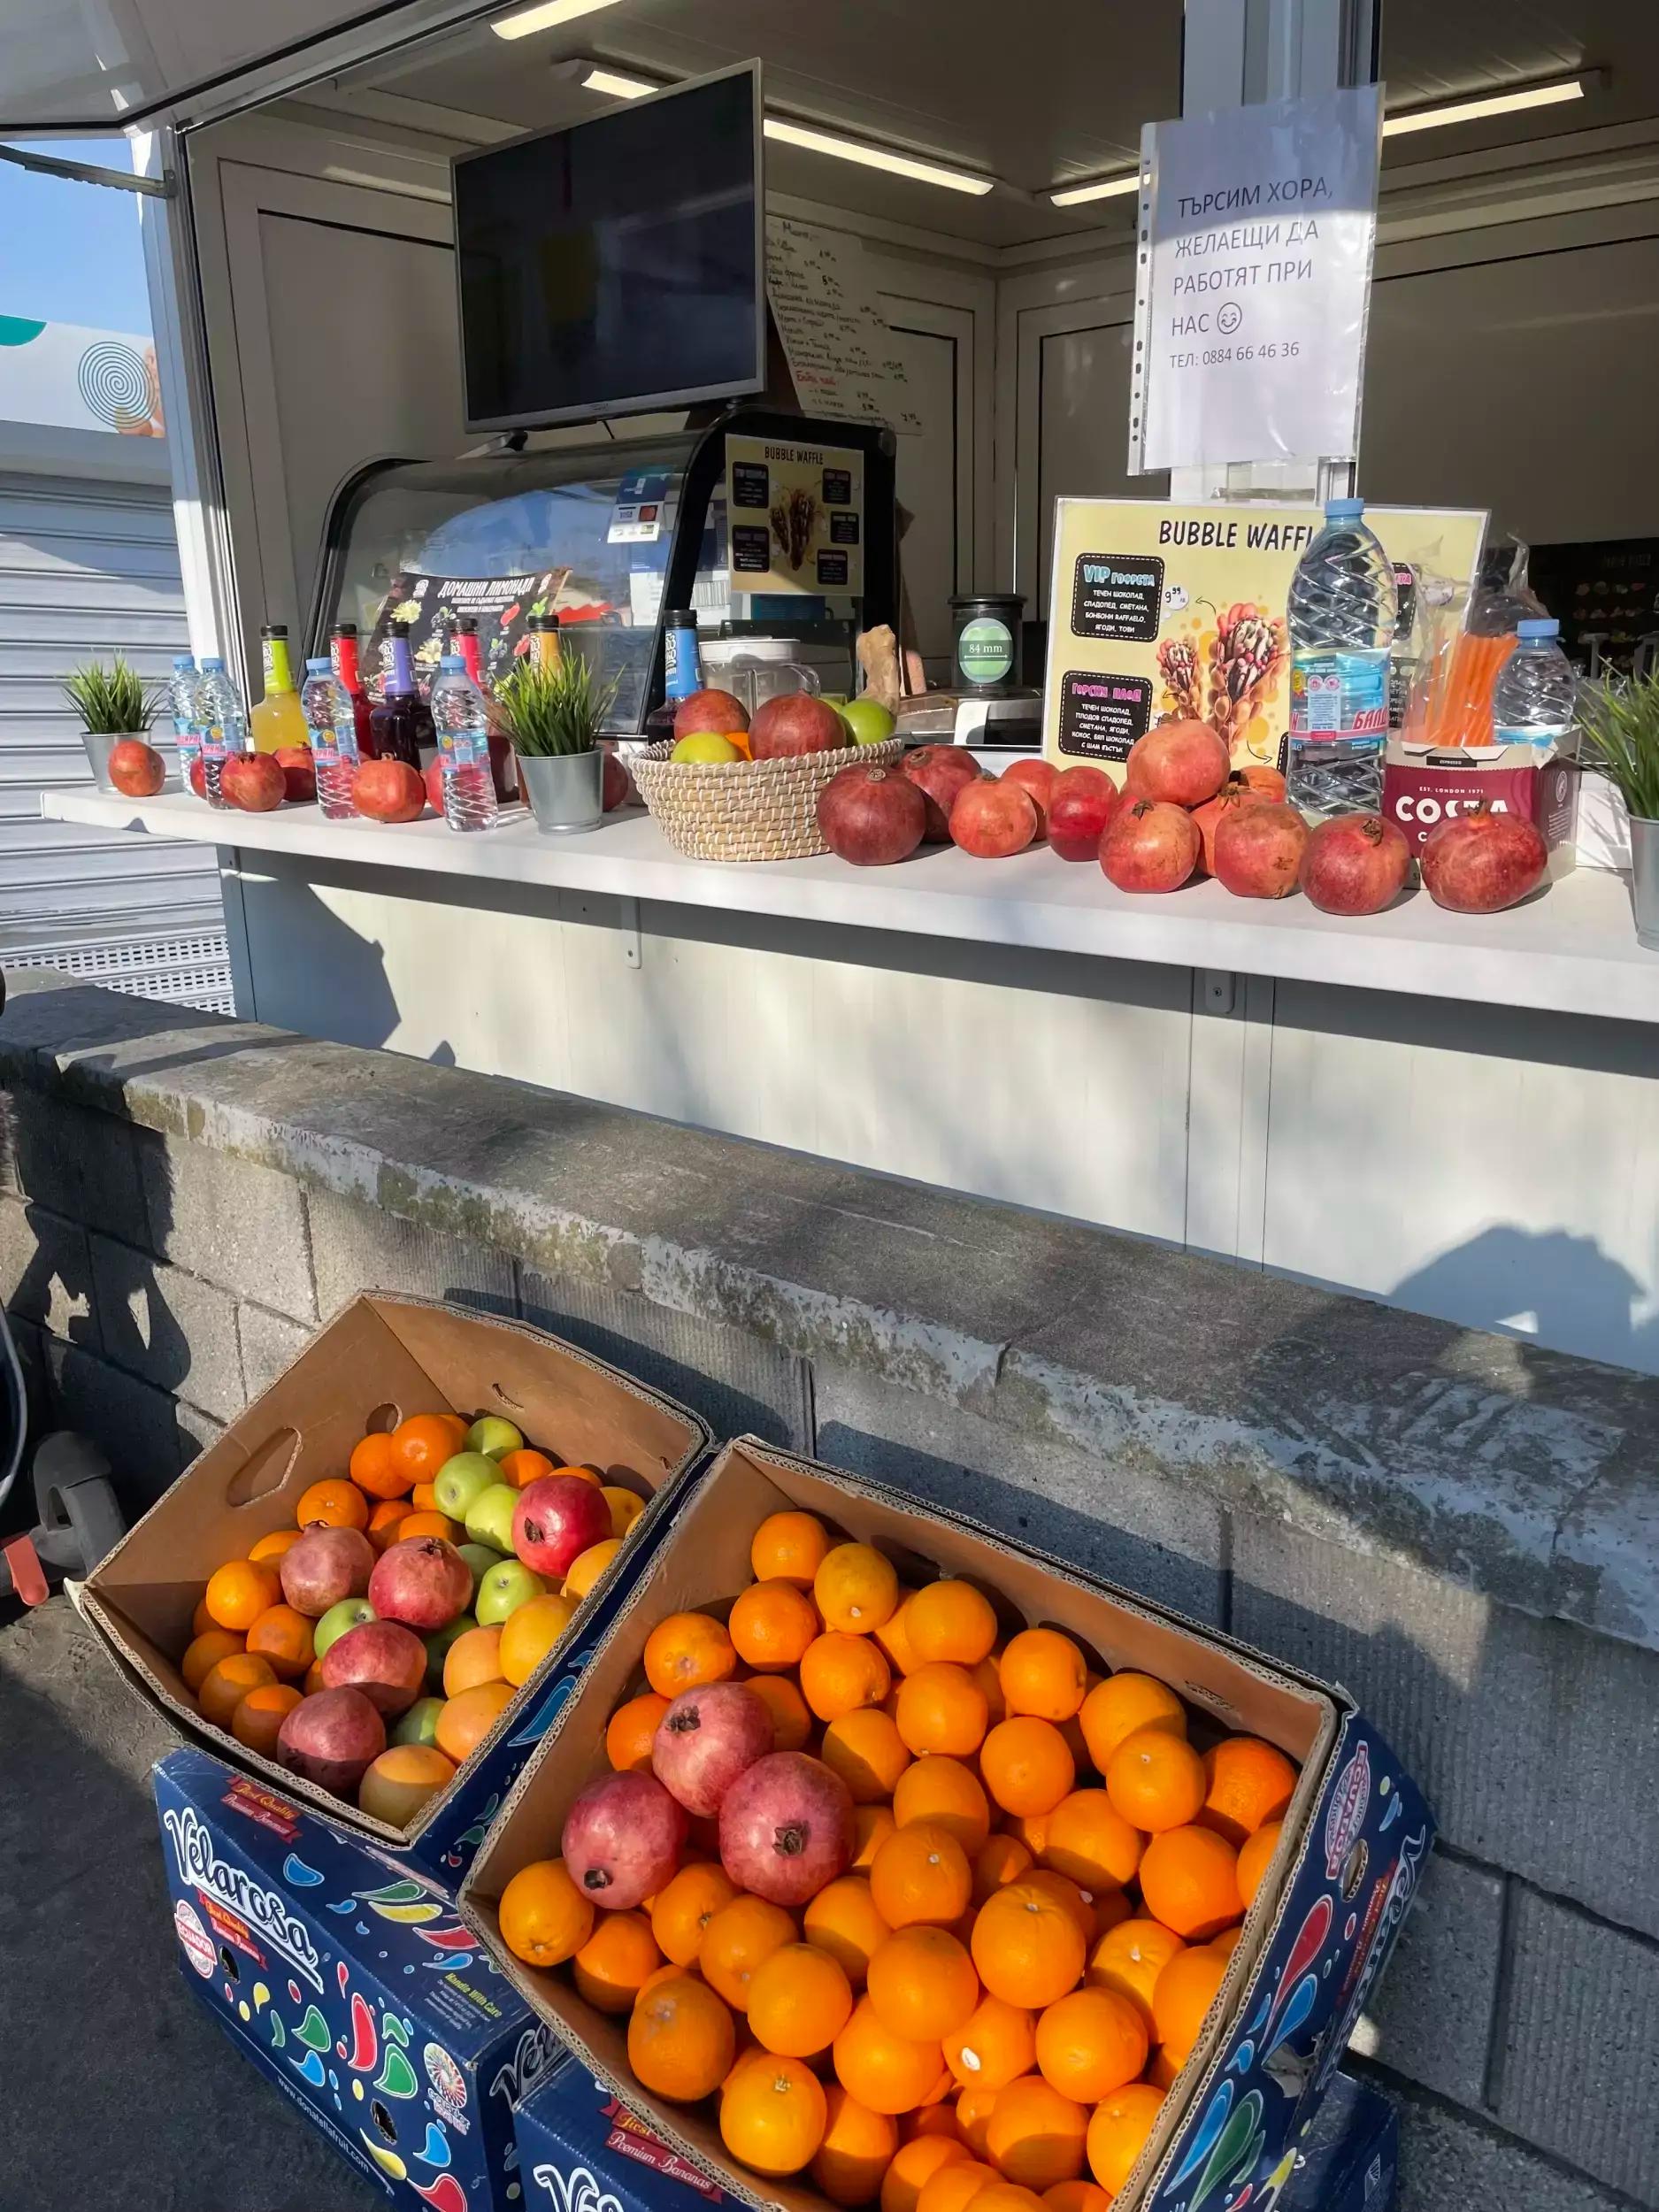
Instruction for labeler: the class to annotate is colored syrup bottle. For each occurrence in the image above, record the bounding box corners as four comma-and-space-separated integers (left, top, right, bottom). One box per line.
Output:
329, 622, 376, 763
250, 623, 308, 754
367, 620, 430, 771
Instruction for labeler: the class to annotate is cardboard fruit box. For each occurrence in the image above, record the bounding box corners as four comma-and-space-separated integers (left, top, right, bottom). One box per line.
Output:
460, 1439, 1432, 2212
88, 1294, 710, 1877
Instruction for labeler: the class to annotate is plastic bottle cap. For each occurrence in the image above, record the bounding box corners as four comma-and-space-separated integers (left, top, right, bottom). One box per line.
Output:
1325, 497, 1365, 519
202, 657, 225, 672
173, 655, 194, 672
1517, 618, 1559, 640
439, 654, 465, 672
305, 657, 331, 673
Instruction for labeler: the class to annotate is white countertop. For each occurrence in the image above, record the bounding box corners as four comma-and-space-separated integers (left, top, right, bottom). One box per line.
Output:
42, 784, 1659, 1025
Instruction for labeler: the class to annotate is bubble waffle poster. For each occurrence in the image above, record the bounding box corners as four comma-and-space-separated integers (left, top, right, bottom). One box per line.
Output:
1041, 498, 1486, 780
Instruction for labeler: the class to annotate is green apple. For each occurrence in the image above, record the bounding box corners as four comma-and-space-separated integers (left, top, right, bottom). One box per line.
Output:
456, 1540, 505, 1596
423, 1615, 474, 1690
475, 1559, 548, 1627
465, 1481, 520, 1555
313, 1595, 376, 1659
465, 1416, 524, 1461
841, 697, 896, 746
393, 1695, 445, 1748
434, 1450, 499, 1522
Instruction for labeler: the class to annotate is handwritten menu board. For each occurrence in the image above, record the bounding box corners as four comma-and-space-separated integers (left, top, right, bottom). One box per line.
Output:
765, 216, 924, 436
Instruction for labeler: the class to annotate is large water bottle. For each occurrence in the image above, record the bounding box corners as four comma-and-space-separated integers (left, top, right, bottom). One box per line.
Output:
170, 653, 201, 798
302, 656, 361, 820
1491, 618, 1577, 754
429, 654, 497, 833
196, 656, 248, 810
1286, 496, 1398, 817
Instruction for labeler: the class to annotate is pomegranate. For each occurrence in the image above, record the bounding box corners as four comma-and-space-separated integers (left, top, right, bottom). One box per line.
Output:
367, 1537, 472, 1632
750, 694, 849, 761
652, 1681, 774, 1816
511, 1474, 612, 1580
280, 1525, 375, 1619
319, 1620, 426, 1715
1124, 720, 1229, 808
221, 753, 286, 812
949, 778, 1038, 859
1420, 806, 1548, 913
1192, 780, 1271, 875
673, 688, 749, 741
188, 756, 206, 800
1100, 798, 1201, 892
108, 738, 165, 797
1047, 766, 1121, 862
422, 757, 445, 817
1213, 801, 1309, 900
273, 745, 316, 803
563, 1770, 687, 1909
818, 762, 926, 866
1000, 757, 1059, 831
1298, 813, 1411, 916
718, 1751, 856, 1907
901, 746, 981, 841
354, 757, 426, 823
277, 1687, 386, 1794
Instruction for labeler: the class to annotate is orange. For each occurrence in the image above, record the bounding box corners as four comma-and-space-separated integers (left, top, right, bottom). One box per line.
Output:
572, 1909, 662, 2013
1034, 1988, 1148, 2103
896, 1664, 989, 1758
303, 1660, 326, 1696
1023, 1871, 1100, 1947
434, 1679, 514, 1764
629, 1972, 736, 2104
729, 1578, 820, 1672
1085, 2085, 1164, 2195
868, 1926, 980, 2041
749, 1675, 813, 1754
985, 2077, 1088, 2189
181, 1627, 244, 1693
1042, 1788, 1144, 1892
883, 2136, 971, 2212
875, 1593, 924, 1678
1200, 1737, 1297, 1845
752, 1509, 833, 1588
498, 1447, 555, 1490
906, 2106, 963, 2143
976, 2186, 1047, 2212
870, 1823, 972, 1931
805, 1878, 892, 1988
230, 1681, 302, 1755
245, 1603, 315, 1681
998, 1632, 1087, 1724
980, 1719, 1075, 1819
894, 1756, 991, 1854
190, 1595, 215, 1638
853, 1804, 897, 1871
1086, 1919, 1187, 2033
816, 1543, 901, 1635
247, 1529, 300, 1565
956, 2085, 1000, 2159
832, 1996, 947, 2117
1151, 1945, 1227, 2062
564, 1539, 622, 1600
720, 2054, 828, 2179
1209, 1924, 1243, 1959
971, 1883, 1086, 2010
359, 1744, 455, 1825
701, 1895, 797, 2011
814, 2084, 900, 2207
388, 1413, 460, 1492
643, 1611, 737, 1698
443, 1624, 505, 1698
499, 1592, 577, 1686
602, 1485, 646, 1539
204, 1560, 280, 1634
343, 1433, 403, 1502
1043, 2185, 1112, 2212
748, 1942, 856, 2058
1236, 1819, 1282, 1908
299, 1475, 371, 1530
802, 1632, 892, 1723
607, 1691, 671, 1772
943, 1995, 1036, 2092
1105, 1728, 1207, 1833
367, 1499, 415, 1551
411, 1482, 442, 1512
652, 1863, 739, 1967
1004, 1813, 1049, 1861
1136, 1826, 1242, 1940
820, 1708, 910, 1805
397, 1509, 462, 1543
1145, 2044, 1183, 2091
199, 1652, 278, 1727
918, 2159, 998, 2212
1077, 1673, 1186, 1770
907, 1581, 999, 1667
558, 1463, 605, 1488
1093, 1887, 1132, 1938
973, 1656, 1008, 1732
973, 1832, 1033, 1904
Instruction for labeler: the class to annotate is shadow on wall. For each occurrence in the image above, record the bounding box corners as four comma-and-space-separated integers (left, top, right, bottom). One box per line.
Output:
1390, 1225, 1659, 1379
234, 872, 443, 1063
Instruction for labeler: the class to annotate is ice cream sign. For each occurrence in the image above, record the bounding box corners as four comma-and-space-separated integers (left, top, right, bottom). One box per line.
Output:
0, 314, 162, 435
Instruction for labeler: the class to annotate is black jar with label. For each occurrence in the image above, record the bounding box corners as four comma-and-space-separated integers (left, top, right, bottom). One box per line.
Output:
949, 593, 1025, 694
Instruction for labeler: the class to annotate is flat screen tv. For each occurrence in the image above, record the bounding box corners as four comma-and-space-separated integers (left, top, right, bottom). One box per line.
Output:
453, 62, 764, 434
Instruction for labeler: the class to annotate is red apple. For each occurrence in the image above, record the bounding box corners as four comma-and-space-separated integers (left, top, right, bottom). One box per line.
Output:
109, 738, 165, 797
511, 1474, 613, 1580
901, 747, 981, 842
818, 762, 926, 865
673, 689, 749, 741
749, 694, 849, 761
367, 1537, 472, 1632
276, 1687, 385, 1794
274, 745, 316, 803
319, 1620, 426, 1715
602, 748, 633, 810
355, 757, 426, 824
221, 753, 286, 812
1047, 766, 1121, 861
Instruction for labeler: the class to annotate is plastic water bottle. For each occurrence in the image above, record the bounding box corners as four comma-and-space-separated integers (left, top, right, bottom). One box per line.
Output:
302, 656, 360, 820
196, 656, 248, 810
170, 654, 201, 797
1491, 618, 1577, 755
1286, 496, 1398, 817
430, 654, 496, 832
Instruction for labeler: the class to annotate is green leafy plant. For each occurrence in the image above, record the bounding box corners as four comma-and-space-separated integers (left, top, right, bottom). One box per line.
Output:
1577, 672, 1659, 823
495, 652, 618, 758
63, 657, 159, 734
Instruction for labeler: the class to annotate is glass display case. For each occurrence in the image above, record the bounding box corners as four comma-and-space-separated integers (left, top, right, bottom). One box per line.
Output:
307, 410, 898, 734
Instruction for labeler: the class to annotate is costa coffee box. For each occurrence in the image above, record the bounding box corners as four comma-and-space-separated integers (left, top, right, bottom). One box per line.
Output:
1383, 744, 1578, 877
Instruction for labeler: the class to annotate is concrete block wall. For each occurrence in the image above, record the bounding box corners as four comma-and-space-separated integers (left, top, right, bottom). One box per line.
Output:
2, 977, 1655, 2212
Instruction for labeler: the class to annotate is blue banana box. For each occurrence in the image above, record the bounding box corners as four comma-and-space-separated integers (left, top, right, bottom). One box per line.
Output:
156, 1747, 565, 2212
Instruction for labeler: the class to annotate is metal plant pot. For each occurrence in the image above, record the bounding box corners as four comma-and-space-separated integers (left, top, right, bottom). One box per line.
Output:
516, 749, 603, 835
1630, 812, 1659, 951
81, 731, 148, 792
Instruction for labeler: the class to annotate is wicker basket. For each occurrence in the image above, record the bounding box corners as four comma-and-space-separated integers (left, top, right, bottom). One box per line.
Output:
632, 736, 906, 862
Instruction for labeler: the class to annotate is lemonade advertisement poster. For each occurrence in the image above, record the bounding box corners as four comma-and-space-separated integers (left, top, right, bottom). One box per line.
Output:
1041, 499, 1486, 778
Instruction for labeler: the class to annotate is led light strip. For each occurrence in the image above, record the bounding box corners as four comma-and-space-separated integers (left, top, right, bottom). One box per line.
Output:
494, 0, 621, 39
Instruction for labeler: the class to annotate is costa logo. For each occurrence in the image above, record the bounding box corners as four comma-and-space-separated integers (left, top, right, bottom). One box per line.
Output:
1324, 1742, 1371, 1882
1392, 793, 1513, 826
161, 1808, 324, 1990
